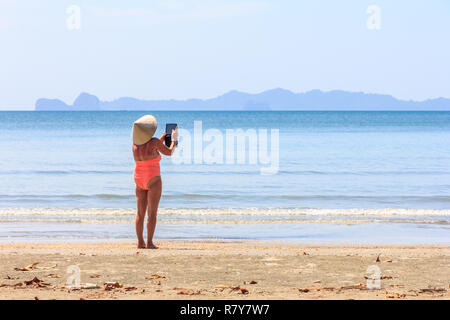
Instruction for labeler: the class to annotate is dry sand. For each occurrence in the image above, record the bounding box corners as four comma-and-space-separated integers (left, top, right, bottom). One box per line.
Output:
0, 241, 449, 300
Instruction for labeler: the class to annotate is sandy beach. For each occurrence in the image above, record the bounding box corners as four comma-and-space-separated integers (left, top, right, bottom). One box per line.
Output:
0, 241, 448, 300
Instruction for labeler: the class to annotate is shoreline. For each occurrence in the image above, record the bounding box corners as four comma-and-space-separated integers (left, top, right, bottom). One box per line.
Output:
1, 241, 448, 300
1, 218, 448, 245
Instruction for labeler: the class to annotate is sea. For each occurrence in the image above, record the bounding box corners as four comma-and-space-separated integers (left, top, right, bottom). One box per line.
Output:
0, 111, 449, 244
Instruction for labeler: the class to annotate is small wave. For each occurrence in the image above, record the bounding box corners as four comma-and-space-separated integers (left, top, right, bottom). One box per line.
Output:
0, 192, 450, 203
164, 193, 218, 199
1, 217, 449, 225
4, 166, 442, 177
0, 207, 449, 218
276, 170, 450, 176
0, 170, 131, 175
0, 194, 133, 200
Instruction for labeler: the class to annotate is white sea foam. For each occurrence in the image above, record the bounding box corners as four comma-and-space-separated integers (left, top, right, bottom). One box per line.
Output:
0, 207, 449, 218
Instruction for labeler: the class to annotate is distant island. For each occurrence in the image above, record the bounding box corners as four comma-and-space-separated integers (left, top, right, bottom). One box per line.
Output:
35, 89, 450, 111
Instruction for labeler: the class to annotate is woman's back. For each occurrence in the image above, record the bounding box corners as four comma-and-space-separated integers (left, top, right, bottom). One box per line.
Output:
133, 138, 160, 161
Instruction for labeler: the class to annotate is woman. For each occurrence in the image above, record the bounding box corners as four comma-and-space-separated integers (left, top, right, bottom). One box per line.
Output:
132, 115, 178, 249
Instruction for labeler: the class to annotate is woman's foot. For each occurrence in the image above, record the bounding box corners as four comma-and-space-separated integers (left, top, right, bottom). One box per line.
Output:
137, 241, 146, 249
146, 242, 158, 249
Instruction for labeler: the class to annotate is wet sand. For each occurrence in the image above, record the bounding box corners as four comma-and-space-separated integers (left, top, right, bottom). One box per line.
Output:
0, 241, 449, 300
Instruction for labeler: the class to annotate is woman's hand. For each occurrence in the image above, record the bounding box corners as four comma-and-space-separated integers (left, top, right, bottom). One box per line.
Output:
160, 133, 166, 143
171, 128, 178, 145
156, 130, 177, 156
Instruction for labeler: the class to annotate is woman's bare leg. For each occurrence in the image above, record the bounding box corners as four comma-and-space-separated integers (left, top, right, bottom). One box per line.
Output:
135, 185, 148, 249
146, 176, 162, 249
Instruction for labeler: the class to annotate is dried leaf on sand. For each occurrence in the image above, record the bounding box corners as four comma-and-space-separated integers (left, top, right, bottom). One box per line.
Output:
364, 275, 393, 280
16, 277, 50, 288
145, 274, 166, 280
14, 263, 39, 271
230, 286, 249, 294
104, 282, 123, 291
35, 297, 56, 300
386, 292, 406, 299
298, 283, 367, 293
239, 288, 249, 294
174, 288, 201, 295
419, 288, 446, 294
124, 286, 137, 291
340, 283, 367, 290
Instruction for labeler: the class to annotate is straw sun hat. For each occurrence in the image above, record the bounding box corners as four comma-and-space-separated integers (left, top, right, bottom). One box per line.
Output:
132, 115, 157, 145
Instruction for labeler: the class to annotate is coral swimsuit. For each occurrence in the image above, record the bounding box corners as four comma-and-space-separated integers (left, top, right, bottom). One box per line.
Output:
134, 154, 161, 190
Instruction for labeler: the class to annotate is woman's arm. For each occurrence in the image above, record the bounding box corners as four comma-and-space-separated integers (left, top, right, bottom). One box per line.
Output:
156, 139, 175, 156
156, 129, 178, 156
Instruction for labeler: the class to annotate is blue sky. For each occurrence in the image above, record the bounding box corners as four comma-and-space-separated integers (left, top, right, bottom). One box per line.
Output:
1, 0, 449, 110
